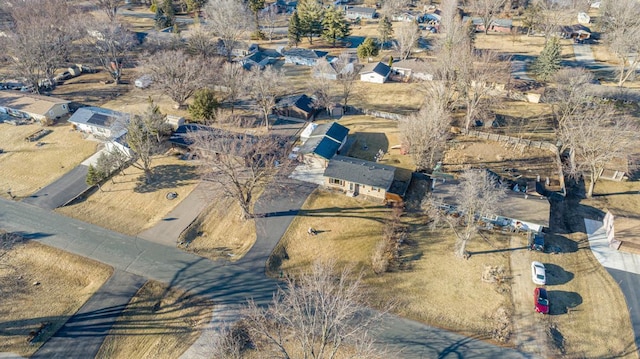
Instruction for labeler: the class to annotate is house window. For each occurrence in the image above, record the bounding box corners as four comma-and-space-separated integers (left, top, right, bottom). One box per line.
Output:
329, 178, 344, 186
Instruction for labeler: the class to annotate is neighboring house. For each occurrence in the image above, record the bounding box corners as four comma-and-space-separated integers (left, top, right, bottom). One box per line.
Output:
312, 57, 355, 80
360, 62, 391, 83
390, 59, 434, 81
275, 0, 298, 13
392, 12, 420, 22
218, 40, 259, 58
323, 155, 396, 201
68, 106, 129, 139
0, 91, 70, 122
345, 6, 377, 20
240, 51, 277, 70
274, 94, 317, 120
462, 17, 513, 33
298, 122, 349, 167
559, 24, 591, 40
282, 48, 328, 66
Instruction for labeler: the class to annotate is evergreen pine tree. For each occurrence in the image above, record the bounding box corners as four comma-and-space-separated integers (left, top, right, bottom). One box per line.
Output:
378, 16, 393, 49
357, 37, 379, 62
532, 36, 562, 81
288, 11, 302, 47
297, 0, 324, 44
86, 164, 104, 191
322, 6, 350, 46
248, 0, 266, 39
189, 89, 219, 124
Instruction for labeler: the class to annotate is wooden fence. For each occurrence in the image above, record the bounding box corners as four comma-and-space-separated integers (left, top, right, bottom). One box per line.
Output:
465, 130, 558, 154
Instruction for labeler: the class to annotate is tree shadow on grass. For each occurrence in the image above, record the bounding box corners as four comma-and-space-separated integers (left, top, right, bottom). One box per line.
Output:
548, 290, 583, 316
134, 164, 199, 193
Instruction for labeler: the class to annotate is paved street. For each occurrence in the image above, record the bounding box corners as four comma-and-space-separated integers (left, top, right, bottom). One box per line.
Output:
21, 165, 90, 210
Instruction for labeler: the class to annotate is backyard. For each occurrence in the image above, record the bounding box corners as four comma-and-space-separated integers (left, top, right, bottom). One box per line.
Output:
0, 121, 97, 199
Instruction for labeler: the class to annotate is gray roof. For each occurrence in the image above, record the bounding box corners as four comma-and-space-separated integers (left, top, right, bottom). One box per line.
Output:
313, 122, 349, 142
361, 62, 391, 77
68, 106, 129, 129
275, 94, 315, 113
298, 122, 349, 159
346, 6, 376, 16
462, 16, 512, 28
324, 155, 396, 189
282, 48, 328, 59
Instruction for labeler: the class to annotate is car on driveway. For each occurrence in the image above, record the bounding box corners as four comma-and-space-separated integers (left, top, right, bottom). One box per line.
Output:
528, 232, 545, 252
531, 261, 546, 285
534, 287, 549, 314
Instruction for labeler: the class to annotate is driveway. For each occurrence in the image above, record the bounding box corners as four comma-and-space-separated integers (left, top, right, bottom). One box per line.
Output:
21, 165, 90, 210
32, 270, 145, 359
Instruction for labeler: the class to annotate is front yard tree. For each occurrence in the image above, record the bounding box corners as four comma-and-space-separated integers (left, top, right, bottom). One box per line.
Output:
94, 0, 124, 22
335, 53, 359, 109
204, 0, 251, 60
142, 49, 213, 108
84, 18, 137, 85
297, 0, 324, 44
2, 0, 80, 93
245, 66, 285, 130
399, 95, 451, 171
188, 132, 288, 220
260, 6, 279, 42
531, 35, 562, 82
378, 16, 393, 49
288, 11, 302, 47
244, 260, 385, 358
426, 169, 505, 258
219, 62, 247, 114
468, 0, 507, 35
394, 21, 420, 60
126, 101, 165, 183
357, 37, 379, 62
187, 27, 217, 58
559, 104, 637, 198
600, 0, 640, 87
321, 6, 350, 47
189, 88, 219, 124
86, 164, 106, 191
248, 0, 265, 39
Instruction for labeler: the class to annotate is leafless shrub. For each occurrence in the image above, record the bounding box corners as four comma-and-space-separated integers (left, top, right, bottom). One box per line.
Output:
491, 306, 512, 343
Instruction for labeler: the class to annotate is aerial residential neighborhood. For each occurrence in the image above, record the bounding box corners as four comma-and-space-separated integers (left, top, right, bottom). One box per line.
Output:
1, 0, 640, 358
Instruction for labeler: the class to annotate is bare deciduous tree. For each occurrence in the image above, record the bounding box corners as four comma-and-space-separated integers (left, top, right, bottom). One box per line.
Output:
2, 0, 80, 93
244, 260, 387, 359
188, 131, 288, 220
94, 0, 124, 22
334, 53, 358, 109
203, 0, 252, 60
394, 21, 420, 60
187, 27, 217, 58
245, 66, 285, 130
559, 104, 637, 198
260, 5, 280, 42
310, 61, 333, 115
84, 18, 137, 85
600, 0, 640, 87
467, 0, 507, 35
380, 0, 410, 18
425, 169, 505, 258
142, 50, 214, 108
126, 102, 166, 183
219, 62, 247, 114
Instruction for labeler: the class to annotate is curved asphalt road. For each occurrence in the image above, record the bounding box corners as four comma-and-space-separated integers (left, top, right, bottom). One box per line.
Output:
0, 176, 527, 358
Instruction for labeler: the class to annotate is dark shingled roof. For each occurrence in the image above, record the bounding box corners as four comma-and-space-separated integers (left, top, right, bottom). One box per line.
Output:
324, 155, 396, 189
298, 122, 349, 159
346, 6, 377, 16
275, 94, 315, 114
68, 106, 128, 129
282, 48, 328, 60
361, 62, 390, 77
314, 122, 349, 143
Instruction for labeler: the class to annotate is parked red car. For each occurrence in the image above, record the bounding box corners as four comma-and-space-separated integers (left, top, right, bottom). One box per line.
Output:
534, 287, 549, 314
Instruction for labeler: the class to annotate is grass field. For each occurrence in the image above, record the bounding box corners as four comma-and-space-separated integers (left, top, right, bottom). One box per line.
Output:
0, 122, 98, 199
56, 154, 199, 236
0, 241, 112, 357
96, 281, 212, 359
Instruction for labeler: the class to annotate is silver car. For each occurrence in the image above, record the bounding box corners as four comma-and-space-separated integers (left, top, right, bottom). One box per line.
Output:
531, 261, 546, 285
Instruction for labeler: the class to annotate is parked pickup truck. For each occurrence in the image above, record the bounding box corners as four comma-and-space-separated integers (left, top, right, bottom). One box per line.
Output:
528, 232, 545, 252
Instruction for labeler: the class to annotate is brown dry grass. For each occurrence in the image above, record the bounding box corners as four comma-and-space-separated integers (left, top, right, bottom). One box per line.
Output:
0, 121, 98, 199
181, 195, 257, 261
271, 189, 513, 337
0, 241, 112, 356
56, 154, 199, 236
96, 281, 213, 359
474, 33, 576, 60
493, 101, 556, 141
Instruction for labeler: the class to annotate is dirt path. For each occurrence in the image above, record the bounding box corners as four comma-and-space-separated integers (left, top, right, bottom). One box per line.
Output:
509, 235, 550, 358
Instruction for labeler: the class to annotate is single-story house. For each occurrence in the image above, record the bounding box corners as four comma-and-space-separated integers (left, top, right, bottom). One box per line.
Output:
559, 24, 591, 40
312, 57, 355, 80
298, 121, 349, 167
390, 59, 434, 81
275, 0, 298, 13
0, 91, 70, 122
323, 155, 396, 201
282, 48, 328, 66
240, 51, 277, 70
345, 6, 377, 20
360, 62, 391, 83
68, 106, 129, 139
217, 40, 259, 58
462, 17, 513, 33
273, 94, 317, 120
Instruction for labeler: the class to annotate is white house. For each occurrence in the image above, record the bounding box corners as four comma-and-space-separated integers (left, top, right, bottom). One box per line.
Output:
0, 91, 70, 122
360, 62, 391, 83
68, 106, 129, 139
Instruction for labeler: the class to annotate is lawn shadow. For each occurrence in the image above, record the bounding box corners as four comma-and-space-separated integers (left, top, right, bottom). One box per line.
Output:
543, 263, 574, 286
347, 132, 389, 162
134, 164, 199, 193
548, 290, 583, 315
